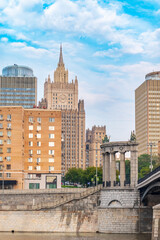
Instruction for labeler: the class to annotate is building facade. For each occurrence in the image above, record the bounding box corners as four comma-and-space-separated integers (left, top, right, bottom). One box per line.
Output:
43, 45, 86, 174
86, 126, 106, 168
135, 71, 160, 155
0, 64, 37, 108
0, 106, 61, 189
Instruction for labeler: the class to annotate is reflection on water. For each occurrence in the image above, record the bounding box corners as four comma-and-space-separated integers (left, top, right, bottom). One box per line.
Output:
0, 233, 151, 240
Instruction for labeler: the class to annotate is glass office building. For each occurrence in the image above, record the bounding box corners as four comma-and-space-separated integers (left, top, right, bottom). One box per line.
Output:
0, 65, 37, 108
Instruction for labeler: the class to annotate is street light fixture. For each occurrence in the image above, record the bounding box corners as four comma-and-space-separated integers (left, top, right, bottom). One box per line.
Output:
147, 142, 156, 172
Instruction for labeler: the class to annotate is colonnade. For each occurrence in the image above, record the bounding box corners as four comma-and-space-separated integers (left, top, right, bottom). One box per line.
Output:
101, 141, 138, 188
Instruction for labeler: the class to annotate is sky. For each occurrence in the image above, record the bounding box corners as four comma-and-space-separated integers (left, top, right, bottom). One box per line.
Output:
0, 0, 160, 141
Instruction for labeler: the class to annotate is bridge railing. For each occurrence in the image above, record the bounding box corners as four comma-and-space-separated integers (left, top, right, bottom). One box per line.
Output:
138, 165, 160, 184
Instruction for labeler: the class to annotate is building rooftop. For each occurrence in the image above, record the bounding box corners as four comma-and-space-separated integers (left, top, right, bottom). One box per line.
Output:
2, 64, 34, 77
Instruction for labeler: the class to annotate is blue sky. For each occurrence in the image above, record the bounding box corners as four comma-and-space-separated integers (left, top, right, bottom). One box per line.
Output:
0, 0, 160, 141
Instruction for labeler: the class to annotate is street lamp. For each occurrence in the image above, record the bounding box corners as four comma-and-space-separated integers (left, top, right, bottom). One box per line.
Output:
147, 142, 156, 172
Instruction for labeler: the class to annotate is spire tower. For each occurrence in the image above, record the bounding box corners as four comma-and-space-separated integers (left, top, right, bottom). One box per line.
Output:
58, 44, 64, 67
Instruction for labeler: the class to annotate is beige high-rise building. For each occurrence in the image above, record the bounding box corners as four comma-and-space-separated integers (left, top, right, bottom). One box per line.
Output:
0, 106, 61, 189
43, 45, 85, 174
135, 71, 160, 155
86, 126, 106, 168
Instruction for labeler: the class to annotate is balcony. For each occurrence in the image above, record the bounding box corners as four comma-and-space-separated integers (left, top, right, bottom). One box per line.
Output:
7, 119, 11, 121
6, 127, 11, 130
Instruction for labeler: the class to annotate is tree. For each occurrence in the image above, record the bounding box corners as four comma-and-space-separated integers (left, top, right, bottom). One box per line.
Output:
65, 168, 84, 184
138, 154, 157, 179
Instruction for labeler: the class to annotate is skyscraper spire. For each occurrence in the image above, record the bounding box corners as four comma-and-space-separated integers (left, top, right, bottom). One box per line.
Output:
58, 44, 64, 66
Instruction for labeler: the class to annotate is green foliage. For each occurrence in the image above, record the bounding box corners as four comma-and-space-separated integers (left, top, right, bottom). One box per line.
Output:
125, 160, 130, 182
65, 166, 102, 186
138, 154, 157, 179
65, 168, 84, 184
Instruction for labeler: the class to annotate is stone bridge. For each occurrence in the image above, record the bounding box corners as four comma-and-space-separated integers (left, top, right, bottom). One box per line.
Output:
137, 166, 160, 206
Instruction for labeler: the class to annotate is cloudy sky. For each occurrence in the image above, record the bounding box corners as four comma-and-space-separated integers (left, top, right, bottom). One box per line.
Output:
0, 0, 160, 141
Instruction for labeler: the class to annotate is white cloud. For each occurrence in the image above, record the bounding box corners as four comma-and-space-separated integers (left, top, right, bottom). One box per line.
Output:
1, 37, 8, 42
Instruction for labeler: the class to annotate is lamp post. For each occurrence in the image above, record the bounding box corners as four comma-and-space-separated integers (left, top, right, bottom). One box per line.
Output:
147, 142, 156, 172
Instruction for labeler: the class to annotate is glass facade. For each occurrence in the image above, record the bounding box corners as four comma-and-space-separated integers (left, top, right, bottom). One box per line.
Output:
0, 65, 37, 108
2, 65, 33, 77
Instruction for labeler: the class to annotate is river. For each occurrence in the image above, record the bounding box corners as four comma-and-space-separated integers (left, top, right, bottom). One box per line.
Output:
0, 233, 151, 240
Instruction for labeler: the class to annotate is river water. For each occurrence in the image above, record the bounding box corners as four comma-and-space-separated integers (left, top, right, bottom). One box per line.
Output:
0, 233, 151, 240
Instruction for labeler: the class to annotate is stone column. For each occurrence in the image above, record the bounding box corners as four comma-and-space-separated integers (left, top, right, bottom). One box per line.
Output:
120, 152, 125, 187
110, 152, 116, 187
102, 153, 105, 186
105, 153, 110, 185
130, 149, 138, 187
103, 153, 110, 187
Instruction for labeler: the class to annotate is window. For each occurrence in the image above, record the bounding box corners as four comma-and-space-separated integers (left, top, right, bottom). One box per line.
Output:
49, 134, 54, 139
49, 117, 55, 122
7, 123, 11, 129
49, 150, 54, 155
29, 117, 33, 123
28, 158, 32, 162
37, 117, 41, 123
0, 165, 3, 170
37, 126, 41, 131
37, 134, 41, 138
29, 141, 33, 146
49, 158, 54, 162
7, 131, 11, 137
7, 114, 11, 121
0, 115, 3, 120
49, 166, 54, 171
37, 150, 41, 155
0, 131, 3, 137
0, 173, 2, 178
49, 126, 55, 130
6, 156, 11, 161
0, 157, 2, 161
28, 166, 32, 170
7, 139, 11, 144
0, 148, 3, 153
29, 183, 39, 189
0, 140, 3, 145
29, 133, 33, 138
37, 142, 41, 146
6, 164, 11, 170
29, 150, 33, 154
49, 142, 54, 147
6, 173, 11, 178
29, 125, 33, 130
7, 148, 11, 153
36, 166, 41, 171
37, 158, 41, 163
0, 123, 3, 129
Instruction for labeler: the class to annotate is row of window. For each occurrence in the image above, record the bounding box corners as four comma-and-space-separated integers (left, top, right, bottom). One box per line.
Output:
29, 141, 54, 147
28, 158, 54, 163
29, 150, 54, 155
0, 173, 11, 178
0, 131, 11, 137
29, 126, 55, 131
29, 134, 55, 139
29, 117, 55, 123
0, 123, 11, 129
0, 139, 11, 145
0, 148, 11, 153
28, 166, 54, 171
0, 114, 11, 120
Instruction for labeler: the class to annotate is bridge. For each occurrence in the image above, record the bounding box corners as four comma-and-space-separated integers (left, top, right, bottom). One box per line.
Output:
137, 166, 160, 206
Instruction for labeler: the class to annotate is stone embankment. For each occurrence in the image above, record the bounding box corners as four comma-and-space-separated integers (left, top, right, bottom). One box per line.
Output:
0, 185, 102, 233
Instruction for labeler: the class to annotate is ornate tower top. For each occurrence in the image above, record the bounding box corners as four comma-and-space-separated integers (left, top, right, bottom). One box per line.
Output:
54, 44, 68, 83
58, 44, 64, 67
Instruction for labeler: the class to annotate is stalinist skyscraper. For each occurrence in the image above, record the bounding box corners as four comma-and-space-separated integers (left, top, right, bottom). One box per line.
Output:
43, 45, 86, 174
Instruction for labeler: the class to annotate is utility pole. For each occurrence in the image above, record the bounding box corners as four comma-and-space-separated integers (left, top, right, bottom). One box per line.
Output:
147, 142, 155, 172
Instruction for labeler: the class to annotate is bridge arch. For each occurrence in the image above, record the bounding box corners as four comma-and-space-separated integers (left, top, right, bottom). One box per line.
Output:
141, 182, 160, 202
108, 200, 122, 207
